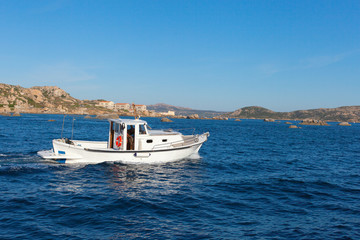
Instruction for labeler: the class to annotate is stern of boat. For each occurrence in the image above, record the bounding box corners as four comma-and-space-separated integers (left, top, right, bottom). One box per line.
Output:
37, 139, 83, 163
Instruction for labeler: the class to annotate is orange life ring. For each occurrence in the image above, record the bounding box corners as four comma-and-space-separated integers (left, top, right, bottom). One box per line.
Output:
116, 136, 122, 147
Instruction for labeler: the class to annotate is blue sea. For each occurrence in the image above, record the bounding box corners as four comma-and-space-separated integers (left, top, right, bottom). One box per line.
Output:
0, 114, 359, 239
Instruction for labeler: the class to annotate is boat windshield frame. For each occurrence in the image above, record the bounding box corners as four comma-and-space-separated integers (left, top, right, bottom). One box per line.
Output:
108, 118, 150, 150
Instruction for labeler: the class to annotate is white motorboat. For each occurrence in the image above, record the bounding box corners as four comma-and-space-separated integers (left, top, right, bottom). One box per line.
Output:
38, 118, 209, 164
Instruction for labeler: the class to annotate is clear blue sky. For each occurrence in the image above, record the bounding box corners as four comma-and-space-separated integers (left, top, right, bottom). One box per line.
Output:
0, 0, 359, 112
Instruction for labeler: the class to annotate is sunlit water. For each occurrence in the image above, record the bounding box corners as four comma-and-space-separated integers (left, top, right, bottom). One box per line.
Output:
1, 114, 360, 239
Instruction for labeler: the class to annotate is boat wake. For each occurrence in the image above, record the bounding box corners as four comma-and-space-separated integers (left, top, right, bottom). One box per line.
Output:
0, 162, 61, 176
188, 152, 202, 160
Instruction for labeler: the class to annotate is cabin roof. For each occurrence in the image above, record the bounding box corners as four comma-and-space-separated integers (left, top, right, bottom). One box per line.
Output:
109, 118, 148, 125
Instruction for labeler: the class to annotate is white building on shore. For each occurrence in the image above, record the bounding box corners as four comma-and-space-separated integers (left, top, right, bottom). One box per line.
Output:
114, 103, 130, 111
134, 104, 147, 112
160, 110, 175, 116
97, 101, 114, 109
96, 101, 147, 112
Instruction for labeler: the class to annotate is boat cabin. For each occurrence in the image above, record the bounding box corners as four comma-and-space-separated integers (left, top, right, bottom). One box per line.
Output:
108, 118, 182, 151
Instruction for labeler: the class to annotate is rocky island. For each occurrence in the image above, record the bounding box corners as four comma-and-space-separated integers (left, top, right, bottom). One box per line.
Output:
222, 106, 360, 123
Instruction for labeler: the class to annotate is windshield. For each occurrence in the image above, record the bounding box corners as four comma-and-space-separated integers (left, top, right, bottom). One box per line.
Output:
139, 124, 147, 135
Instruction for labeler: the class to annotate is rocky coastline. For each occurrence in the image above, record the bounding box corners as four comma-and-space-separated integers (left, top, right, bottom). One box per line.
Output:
1, 83, 359, 123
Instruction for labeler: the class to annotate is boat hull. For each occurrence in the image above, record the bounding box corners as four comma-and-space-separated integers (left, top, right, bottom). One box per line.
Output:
38, 133, 208, 164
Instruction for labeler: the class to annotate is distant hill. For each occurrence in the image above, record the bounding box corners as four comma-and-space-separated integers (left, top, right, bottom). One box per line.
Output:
223, 106, 360, 122
146, 103, 192, 112
147, 103, 225, 118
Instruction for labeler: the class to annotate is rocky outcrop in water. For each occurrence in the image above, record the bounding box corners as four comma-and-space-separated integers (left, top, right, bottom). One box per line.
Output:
161, 118, 173, 122
212, 116, 228, 120
264, 118, 275, 122
299, 119, 329, 126
187, 114, 199, 119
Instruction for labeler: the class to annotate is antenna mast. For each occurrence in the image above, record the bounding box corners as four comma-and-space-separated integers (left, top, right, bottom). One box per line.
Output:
71, 117, 76, 140
61, 115, 66, 139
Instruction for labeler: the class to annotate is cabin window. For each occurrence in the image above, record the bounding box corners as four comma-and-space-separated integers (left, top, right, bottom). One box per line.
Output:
147, 140, 153, 143
139, 124, 147, 135
162, 139, 167, 142
115, 123, 124, 134
115, 123, 120, 132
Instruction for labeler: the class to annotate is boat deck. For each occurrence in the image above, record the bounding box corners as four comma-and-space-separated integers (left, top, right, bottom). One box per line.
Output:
58, 139, 108, 149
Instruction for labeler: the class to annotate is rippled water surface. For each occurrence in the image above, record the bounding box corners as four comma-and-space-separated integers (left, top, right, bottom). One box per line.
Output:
1, 114, 360, 239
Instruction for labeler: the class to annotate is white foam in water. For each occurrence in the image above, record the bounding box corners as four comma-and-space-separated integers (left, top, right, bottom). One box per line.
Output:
0, 154, 7, 157
188, 152, 202, 159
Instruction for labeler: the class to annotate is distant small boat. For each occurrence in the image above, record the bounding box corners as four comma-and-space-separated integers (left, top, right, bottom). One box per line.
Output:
38, 118, 209, 164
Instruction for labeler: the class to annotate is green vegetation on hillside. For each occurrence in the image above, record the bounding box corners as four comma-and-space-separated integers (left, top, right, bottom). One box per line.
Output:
224, 106, 360, 122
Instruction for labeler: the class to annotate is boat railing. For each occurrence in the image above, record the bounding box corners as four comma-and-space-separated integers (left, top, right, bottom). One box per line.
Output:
152, 134, 199, 150
163, 128, 196, 135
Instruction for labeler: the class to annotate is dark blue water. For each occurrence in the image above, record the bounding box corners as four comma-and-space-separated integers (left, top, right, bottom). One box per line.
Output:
1, 114, 360, 239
